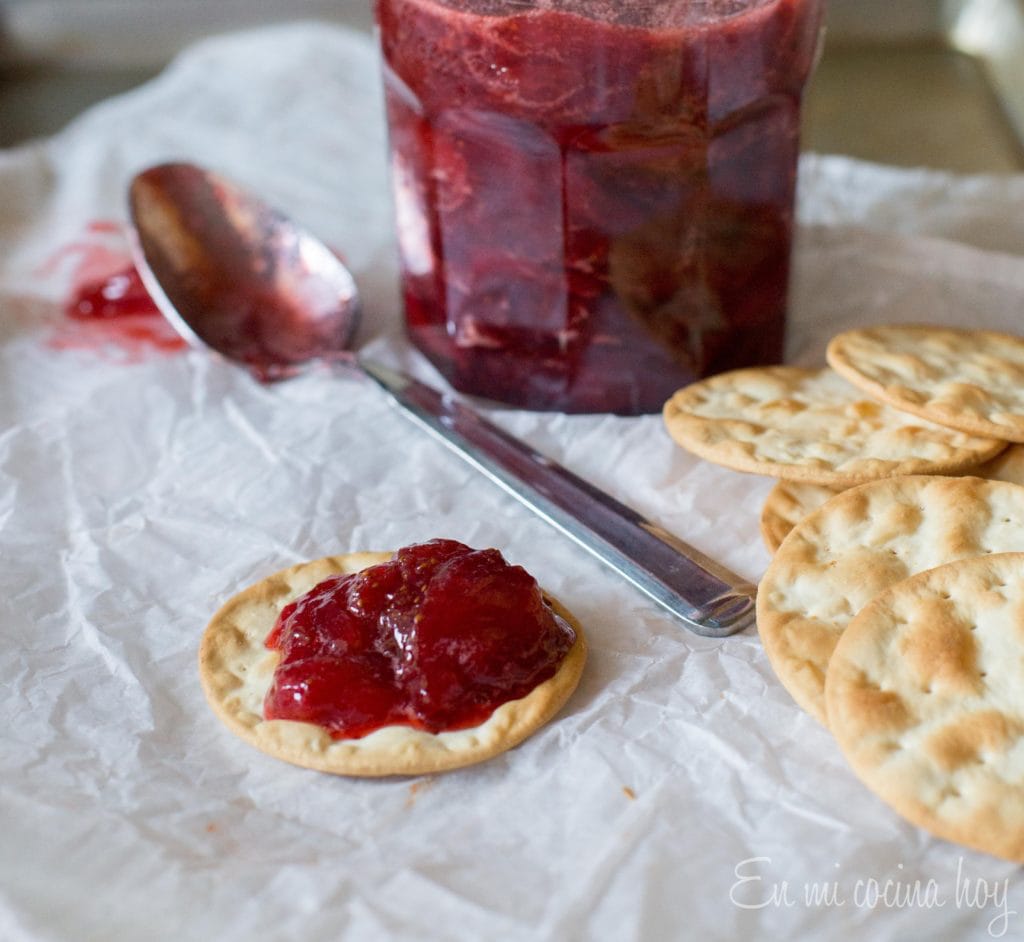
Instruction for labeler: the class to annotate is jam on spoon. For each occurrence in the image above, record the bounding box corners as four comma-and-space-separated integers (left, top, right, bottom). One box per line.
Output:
263, 539, 577, 739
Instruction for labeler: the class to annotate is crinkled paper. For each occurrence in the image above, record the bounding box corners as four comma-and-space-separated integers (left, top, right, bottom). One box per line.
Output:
2, 21, 1024, 942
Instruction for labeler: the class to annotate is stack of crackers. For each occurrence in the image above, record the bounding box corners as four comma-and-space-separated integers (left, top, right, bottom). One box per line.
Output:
663, 325, 1024, 862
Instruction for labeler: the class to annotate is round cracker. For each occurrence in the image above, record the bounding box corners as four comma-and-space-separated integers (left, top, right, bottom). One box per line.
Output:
662, 366, 1004, 487
199, 552, 587, 777
827, 325, 1024, 443
756, 475, 1024, 725
826, 552, 1024, 862
760, 481, 843, 554
758, 444, 1024, 554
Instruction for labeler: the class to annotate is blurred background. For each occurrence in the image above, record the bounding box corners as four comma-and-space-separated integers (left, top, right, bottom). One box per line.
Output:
0, 0, 1022, 171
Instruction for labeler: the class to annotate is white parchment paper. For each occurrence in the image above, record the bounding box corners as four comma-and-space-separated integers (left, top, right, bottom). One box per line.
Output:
2, 21, 1024, 942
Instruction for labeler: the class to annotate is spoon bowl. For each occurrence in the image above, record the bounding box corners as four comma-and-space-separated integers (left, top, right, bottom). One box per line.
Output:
129, 162, 359, 381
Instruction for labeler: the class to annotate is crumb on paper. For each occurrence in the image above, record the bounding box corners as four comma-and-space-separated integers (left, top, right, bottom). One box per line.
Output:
405, 775, 439, 808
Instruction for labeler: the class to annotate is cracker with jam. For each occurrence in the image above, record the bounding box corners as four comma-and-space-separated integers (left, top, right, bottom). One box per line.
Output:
199, 540, 586, 777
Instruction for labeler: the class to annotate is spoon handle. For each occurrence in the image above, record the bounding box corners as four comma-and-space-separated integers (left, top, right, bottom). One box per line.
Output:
359, 358, 756, 638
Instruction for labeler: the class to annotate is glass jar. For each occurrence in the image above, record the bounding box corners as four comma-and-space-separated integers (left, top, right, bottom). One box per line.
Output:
376, 0, 825, 413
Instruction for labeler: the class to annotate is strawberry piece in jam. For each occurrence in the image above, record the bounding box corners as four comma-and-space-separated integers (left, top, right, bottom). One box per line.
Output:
263, 540, 576, 739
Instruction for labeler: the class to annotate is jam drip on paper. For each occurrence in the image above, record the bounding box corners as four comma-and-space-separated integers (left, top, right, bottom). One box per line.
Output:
45, 221, 187, 358
263, 540, 576, 739
67, 264, 161, 319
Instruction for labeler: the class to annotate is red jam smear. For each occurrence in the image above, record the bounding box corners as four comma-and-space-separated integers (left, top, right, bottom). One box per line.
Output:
377, 0, 823, 413
43, 222, 188, 357
263, 539, 576, 739
66, 264, 161, 320
52, 263, 188, 357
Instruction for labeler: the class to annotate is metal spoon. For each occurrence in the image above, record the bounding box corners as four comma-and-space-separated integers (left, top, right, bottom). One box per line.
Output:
128, 161, 756, 637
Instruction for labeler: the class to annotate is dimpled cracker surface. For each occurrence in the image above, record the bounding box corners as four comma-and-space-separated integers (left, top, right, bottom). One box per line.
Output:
756, 476, 1024, 725
826, 553, 1024, 862
199, 553, 587, 777
662, 367, 1004, 487
760, 481, 843, 554
827, 325, 1024, 443
758, 444, 1024, 554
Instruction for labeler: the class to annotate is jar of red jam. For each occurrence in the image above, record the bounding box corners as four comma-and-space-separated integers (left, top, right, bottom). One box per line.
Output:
375, 0, 824, 414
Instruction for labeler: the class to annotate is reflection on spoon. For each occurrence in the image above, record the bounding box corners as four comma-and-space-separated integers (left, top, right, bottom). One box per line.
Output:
129, 162, 359, 381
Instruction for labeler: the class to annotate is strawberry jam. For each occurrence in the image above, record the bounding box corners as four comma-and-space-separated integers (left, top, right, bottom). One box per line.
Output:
377, 0, 824, 413
67, 265, 161, 320
263, 540, 576, 738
